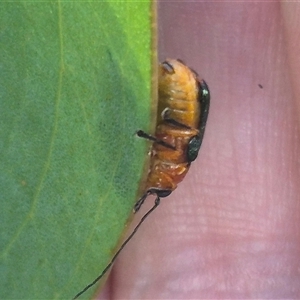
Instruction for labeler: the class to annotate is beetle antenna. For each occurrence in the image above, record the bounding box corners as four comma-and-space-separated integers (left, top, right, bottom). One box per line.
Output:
73, 196, 161, 299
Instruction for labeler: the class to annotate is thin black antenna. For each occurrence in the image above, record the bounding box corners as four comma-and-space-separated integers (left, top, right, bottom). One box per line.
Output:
73, 196, 161, 299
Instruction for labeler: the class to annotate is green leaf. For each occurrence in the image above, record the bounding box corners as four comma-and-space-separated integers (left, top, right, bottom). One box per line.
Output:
0, 1, 153, 299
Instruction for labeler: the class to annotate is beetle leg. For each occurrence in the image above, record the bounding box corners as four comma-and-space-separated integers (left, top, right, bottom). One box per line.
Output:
134, 188, 171, 213
164, 117, 191, 129
134, 190, 152, 212
136, 130, 175, 150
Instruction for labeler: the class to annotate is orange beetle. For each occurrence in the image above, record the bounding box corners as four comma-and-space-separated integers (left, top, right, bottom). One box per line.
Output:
135, 58, 210, 211
73, 59, 210, 299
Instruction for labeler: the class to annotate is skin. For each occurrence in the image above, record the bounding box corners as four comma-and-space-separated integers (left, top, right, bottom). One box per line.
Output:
98, 2, 300, 299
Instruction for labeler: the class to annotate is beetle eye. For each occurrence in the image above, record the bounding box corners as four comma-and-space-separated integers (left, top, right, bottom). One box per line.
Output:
187, 135, 201, 162
156, 189, 172, 198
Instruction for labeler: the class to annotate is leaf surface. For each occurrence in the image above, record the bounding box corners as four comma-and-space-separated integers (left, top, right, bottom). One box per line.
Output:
0, 1, 153, 299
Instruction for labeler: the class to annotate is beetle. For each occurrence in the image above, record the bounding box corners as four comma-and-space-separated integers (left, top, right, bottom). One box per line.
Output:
73, 59, 210, 299
135, 58, 210, 211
